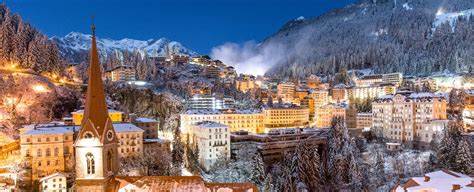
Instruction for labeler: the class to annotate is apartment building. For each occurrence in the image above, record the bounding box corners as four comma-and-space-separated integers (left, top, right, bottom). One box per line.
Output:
104, 65, 136, 82
192, 122, 230, 171
372, 92, 447, 144
115, 123, 144, 158
187, 94, 235, 110
180, 109, 264, 134
315, 103, 357, 128
20, 127, 74, 181
133, 117, 160, 139
356, 73, 403, 87
331, 84, 348, 103
277, 82, 296, 103
309, 89, 329, 108
356, 112, 372, 129
263, 105, 310, 132
347, 83, 396, 101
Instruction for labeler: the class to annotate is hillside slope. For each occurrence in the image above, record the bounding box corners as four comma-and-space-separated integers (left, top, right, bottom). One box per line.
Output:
262, 0, 474, 78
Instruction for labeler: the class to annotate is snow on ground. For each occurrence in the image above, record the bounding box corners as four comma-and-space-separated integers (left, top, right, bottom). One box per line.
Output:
432, 8, 474, 32
181, 167, 192, 176
402, 3, 413, 11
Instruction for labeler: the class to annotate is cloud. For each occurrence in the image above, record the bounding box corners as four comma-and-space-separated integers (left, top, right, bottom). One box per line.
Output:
210, 41, 284, 76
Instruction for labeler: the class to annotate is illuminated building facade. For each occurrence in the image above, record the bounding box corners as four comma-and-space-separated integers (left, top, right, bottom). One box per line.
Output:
187, 94, 235, 110
356, 112, 372, 129
263, 105, 310, 131
104, 65, 136, 82
192, 122, 230, 171
347, 83, 396, 101
315, 103, 357, 128
180, 109, 264, 134
277, 82, 295, 103
372, 92, 447, 144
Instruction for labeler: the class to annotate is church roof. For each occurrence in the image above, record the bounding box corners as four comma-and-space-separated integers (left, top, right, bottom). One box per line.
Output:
75, 22, 117, 145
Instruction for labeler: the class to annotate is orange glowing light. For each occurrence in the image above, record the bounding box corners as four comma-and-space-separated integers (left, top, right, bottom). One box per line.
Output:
32, 84, 48, 93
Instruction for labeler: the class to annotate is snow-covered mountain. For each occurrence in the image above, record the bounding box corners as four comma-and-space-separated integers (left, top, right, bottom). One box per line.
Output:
51, 32, 198, 63
257, 0, 474, 78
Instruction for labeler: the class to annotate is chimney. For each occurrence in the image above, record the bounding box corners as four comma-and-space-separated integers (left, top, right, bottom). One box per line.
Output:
452, 184, 461, 191
424, 176, 430, 182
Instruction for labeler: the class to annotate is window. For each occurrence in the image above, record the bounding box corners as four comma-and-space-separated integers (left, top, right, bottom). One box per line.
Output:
46, 148, 51, 157
54, 148, 59, 156
86, 153, 95, 174
37, 149, 42, 157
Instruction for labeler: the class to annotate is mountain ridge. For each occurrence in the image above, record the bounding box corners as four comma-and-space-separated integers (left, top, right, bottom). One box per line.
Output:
51, 32, 198, 63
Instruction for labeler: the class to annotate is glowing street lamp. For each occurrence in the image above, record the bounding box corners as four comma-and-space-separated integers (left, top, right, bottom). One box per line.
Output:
32, 84, 48, 93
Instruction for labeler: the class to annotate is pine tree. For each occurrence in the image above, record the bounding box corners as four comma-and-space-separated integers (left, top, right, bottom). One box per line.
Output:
454, 140, 472, 174
349, 155, 363, 191
266, 96, 273, 107
171, 122, 184, 175
263, 173, 274, 192
250, 153, 265, 186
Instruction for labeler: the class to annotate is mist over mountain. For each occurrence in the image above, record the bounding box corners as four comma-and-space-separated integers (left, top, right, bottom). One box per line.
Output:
214, 0, 474, 78
51, 32, 197, 64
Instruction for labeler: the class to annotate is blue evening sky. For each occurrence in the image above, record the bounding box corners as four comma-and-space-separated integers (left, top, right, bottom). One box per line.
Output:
7, 0, 356, 54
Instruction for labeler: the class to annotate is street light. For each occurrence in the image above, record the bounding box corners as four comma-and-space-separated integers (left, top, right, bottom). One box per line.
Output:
32, 84, 48, 93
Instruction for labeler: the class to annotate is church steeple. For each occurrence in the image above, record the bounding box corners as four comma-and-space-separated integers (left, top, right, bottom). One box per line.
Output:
74, 19, 119, 192
75, 17, 116, 144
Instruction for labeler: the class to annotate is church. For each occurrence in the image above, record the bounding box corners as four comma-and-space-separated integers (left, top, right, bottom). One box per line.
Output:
73, 21, 256, 192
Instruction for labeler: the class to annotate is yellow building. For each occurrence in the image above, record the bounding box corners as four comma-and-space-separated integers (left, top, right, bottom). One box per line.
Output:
235, 78, 255, 93
180, 109, 264, 134
277, 82, 295, 103
71, 109, 123, 125
372, 92, 447, 143
315, 103, 357, 128
309, 89, 329, 108
263, 105, 310, 132
20, 127, 75, 181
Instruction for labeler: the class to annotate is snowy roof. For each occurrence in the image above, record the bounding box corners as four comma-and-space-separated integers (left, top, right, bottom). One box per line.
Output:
72, 109, 123, 114
21, 123, 143, 136
135, 117, 159, 123
194, 121, 228, 128
408, 92, 443, 99
184, 109, 261, 115
395, 170, 474, 192
39, 172, 68, 182
113, 123, 144, 133
144, 138, 170, 144
21, 126, 74, 136
333, 83, 348, 89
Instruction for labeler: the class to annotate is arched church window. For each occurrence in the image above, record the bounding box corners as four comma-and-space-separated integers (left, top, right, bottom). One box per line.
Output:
86, 153, 95, 174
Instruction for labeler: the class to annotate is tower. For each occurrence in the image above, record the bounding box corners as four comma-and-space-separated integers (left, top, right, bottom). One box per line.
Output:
74, 19, 119, 192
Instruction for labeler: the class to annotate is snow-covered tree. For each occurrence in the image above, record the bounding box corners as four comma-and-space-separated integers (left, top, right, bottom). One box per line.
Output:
454, 140, 472, 174
263, 173, 274, 192
171, 120, 184, 175
250, 152, 265, 186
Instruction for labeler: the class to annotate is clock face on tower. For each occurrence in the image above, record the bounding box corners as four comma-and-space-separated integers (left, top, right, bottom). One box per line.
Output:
106, 130, 114, 141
